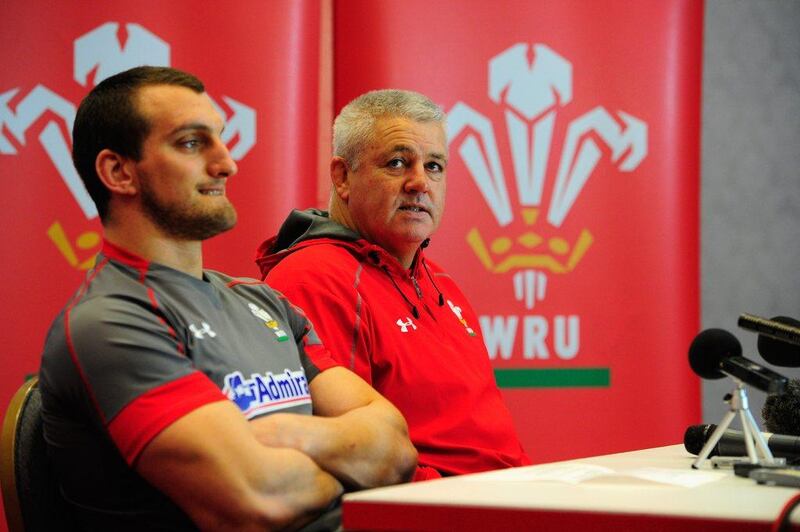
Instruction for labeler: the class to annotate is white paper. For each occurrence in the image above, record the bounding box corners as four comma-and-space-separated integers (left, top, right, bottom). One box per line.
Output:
626, 467, 727, 487
465, 463, 616, 484
465, 464, 727, 488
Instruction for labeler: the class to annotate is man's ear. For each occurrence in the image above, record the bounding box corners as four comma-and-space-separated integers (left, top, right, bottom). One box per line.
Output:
96, 149, 138, 196
330, 156, 350, 202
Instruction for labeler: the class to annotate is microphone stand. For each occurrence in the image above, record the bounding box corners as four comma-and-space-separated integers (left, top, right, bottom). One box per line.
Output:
692, 379, 782, 469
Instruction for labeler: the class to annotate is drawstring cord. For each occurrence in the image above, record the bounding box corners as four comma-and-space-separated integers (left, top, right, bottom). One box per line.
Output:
422, 259, 445, 306
371, 243, 443, 319
419, 239, 445, 306
382, 266, 420, 319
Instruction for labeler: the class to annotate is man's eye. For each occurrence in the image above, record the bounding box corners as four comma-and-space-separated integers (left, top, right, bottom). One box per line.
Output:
179, 139, 201, 150
426, 162, 444, 172
387, 158, 405, 169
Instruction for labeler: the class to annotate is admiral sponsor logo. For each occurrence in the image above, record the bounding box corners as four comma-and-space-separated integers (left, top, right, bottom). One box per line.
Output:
223, 369, 310, 418
447, 43, 648, 363
0, 22, 257, 271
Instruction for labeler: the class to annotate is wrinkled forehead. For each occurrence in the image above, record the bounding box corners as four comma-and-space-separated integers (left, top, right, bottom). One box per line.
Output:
369, 115, 447, 154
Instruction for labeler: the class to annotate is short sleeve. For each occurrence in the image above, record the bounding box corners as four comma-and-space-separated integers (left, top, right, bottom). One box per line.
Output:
55, 294, 226, 464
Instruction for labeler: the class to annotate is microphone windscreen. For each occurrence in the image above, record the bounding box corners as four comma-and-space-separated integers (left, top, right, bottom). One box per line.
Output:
688, 329, 742, 379
684, 424, 717, 455
763, 378, 800, 435
758, 316, 800, 367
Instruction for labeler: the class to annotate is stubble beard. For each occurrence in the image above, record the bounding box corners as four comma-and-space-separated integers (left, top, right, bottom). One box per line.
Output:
140, 181, 237, 241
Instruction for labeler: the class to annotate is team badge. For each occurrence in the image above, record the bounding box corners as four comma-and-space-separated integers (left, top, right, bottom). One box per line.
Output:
248, 303, 289, 341
447, 300, 478, 337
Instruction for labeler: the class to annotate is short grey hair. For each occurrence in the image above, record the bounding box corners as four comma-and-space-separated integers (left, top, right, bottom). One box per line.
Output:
333, 89, 445, 169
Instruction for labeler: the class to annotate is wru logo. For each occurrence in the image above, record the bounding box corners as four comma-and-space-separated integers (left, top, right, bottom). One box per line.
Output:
447, 43, 648, 310
0, 23, 257, 269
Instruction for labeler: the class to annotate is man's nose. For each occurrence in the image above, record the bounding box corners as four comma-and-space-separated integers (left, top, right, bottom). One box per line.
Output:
403, 163, 430, 193
208, 139, 238, 178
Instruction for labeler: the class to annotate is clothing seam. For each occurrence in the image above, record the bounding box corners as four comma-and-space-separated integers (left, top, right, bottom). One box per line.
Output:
270, 275, 366, 374
350, 263, 364, 371
144, 284, 187, 357
64, 256, 111, 425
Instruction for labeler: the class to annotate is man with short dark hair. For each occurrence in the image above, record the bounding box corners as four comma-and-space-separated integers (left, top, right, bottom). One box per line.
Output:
257, 89, 530, 481
40, 67, 416, 531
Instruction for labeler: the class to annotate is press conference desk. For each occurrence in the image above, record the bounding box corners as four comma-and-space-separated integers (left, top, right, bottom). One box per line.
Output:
343, 445, 799, 531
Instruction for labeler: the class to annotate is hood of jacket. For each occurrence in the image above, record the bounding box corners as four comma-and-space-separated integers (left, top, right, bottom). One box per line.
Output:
256, 208, 426, 278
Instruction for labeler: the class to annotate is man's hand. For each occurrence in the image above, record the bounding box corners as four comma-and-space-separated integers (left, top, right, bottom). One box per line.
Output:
250, 367, 417, 489
137, 400, 343, 531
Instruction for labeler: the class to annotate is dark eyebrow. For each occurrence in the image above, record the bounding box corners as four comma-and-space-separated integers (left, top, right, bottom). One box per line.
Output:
390, 145, 448, 164
429, 152, 448, 164
389, 145, 414, 155
168, 122, 224, 137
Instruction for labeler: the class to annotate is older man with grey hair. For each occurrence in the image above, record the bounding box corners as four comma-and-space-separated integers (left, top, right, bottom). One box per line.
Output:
257, 89, 530, 481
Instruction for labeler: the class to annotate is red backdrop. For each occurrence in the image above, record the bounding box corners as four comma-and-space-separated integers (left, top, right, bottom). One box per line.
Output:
0, 1, 328, 525
0, 0, 702, 526
333, 0, 703, 462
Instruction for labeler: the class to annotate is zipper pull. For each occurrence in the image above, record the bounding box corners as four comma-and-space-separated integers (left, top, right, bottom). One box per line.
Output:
411, 276, 423, 299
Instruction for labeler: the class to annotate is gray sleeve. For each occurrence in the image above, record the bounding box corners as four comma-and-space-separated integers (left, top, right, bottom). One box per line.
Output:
55, 293, 196, 424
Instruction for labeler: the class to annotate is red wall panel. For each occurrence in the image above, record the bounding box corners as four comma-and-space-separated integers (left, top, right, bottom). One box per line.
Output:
333, 0, 702, 462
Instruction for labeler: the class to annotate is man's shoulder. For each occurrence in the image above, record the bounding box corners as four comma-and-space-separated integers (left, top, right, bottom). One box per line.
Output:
422, 257, 461, 286
205, 270, 287, 306
422, 256, 478, 307
270, 242, 363, 278
64, 262, 153, 321
40, 267, 159, 372
205, 270, 264, 287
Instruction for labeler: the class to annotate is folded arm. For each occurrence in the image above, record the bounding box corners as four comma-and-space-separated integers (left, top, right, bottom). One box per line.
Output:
136, 400, 343, 531
250, 367, 417, 490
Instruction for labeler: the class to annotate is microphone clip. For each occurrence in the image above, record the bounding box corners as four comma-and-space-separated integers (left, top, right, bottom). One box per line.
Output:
692, 379, 784, 469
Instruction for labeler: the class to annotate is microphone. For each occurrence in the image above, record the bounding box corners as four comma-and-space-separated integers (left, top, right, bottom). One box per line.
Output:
738, 313, 800, 347
688, 329, 788, 393
763, 379, 800, 435
684, 423, 800, 459
755, 316, 800, 367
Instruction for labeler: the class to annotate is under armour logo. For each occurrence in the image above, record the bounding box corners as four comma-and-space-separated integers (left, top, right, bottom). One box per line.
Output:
189, 322, 217, 339
396, 317, 417, 333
